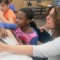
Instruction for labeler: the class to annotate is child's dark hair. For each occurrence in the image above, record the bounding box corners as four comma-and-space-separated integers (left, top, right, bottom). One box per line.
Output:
0, 0, 9, 5
19, 8, 37, 30
19, 8, 34, 20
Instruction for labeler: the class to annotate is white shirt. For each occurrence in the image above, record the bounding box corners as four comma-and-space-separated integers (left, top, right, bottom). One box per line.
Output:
33, 37, 60, 60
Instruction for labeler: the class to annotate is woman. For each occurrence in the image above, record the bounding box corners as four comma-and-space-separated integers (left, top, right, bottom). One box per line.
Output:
0, 0, 16, 23
0, 5, 60, 60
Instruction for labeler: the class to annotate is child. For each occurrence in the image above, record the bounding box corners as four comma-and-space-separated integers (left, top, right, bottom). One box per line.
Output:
0, 0, 16, 23
0, 8, 38, 45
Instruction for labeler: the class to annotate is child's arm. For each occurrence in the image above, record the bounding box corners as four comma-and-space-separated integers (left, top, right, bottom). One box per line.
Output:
0, 22, 16, 30
0, 22, 4, 28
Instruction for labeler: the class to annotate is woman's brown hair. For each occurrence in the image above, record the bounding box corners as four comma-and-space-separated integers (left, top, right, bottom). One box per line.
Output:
46, 5, 60, 38
53, 6, 60, 37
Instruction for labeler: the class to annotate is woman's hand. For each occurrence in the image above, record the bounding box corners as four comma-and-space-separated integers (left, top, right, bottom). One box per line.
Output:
0, 28, 8, 38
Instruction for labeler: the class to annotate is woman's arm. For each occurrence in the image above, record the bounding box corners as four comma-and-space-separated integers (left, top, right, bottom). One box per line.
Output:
0, 42, 33, 56
33, 37, 60, 58
0, 37, 60, 58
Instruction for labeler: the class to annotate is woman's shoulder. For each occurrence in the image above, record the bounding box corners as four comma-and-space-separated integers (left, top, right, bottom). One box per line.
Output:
54, 37, 60, 41
50, 37, 60, 45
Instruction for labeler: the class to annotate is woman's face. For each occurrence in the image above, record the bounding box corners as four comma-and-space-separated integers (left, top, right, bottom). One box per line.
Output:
16, 11, 29, 28
1, 2, 8, 12
45, 8, 55, 30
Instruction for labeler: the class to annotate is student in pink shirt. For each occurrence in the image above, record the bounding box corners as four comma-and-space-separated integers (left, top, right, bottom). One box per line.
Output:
0, 8, 38, 45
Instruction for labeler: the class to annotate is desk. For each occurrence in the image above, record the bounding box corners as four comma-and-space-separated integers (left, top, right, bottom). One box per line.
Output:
0, 30, 33, 60
2, 29, 19, 45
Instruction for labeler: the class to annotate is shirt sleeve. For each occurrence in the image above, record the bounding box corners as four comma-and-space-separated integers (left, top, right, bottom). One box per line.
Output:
33, 37, 60, 58
29, 36, 38, 45
9, 4, 15, 11
0, 22, 16, 30
0, 22, 4, 28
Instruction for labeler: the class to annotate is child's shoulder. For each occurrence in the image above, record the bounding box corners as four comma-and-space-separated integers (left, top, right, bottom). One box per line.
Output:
15, 27, 37, 36
28, 27, 38, 36
27, 27, 37, 33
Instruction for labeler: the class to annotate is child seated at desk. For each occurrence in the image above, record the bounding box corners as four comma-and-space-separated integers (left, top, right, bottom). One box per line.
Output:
0, 8, 38, 45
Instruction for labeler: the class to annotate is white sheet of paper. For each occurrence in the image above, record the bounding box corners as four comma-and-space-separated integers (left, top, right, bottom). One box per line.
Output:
3, 30, 19, 45
2, 37, 18, 45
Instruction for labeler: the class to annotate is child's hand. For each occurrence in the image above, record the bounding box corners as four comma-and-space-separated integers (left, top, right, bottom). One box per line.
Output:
0, 11, 3, 18
18, 38, 24, 45
39, 27, 46, 32
0, 28, 8, 38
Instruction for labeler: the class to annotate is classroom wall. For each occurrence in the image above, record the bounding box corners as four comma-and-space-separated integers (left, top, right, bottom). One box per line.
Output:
12, 0, 24, 11
23, 1, 37, 7
12, 0, 53, 11
12, 0, 37, 10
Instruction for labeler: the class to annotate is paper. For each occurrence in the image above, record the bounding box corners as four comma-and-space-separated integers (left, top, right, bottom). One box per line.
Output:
2, 37, 18, 45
